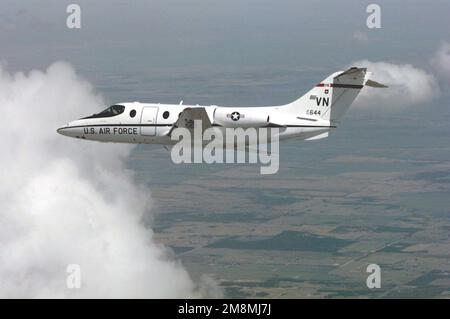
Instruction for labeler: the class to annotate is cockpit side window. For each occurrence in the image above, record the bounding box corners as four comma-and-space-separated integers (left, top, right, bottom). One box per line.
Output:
82, 105, 125, 119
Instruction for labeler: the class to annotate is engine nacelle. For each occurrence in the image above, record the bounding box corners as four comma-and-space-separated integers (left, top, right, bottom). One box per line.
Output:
213, 108, 269, 128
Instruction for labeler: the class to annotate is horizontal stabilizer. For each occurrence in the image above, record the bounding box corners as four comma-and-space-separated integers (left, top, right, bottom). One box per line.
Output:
336, 67, 367, 79
365, 79, 388, 88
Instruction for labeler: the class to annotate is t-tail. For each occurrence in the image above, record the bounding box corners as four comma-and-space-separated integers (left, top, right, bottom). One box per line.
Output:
285, 67, 387, 124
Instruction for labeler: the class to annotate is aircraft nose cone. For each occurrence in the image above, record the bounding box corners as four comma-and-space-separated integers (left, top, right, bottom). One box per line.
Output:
57, 124, 70, 136
57, 121, 85, 139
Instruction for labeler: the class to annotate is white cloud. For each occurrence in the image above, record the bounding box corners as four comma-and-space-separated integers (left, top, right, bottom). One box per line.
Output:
349, 60, 440, 109
0, 62, 218, 298
431, 41, 450, 80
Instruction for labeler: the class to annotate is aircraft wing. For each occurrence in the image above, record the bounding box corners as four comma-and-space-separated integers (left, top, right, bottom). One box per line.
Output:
167, 107, 212, 136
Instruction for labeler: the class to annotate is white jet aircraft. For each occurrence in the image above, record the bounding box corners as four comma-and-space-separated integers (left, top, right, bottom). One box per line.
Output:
57, 67, 386, 144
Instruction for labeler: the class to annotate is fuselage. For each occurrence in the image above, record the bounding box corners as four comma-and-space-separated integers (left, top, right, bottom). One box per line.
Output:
57, 67, 379, 145
57, 102, 334, 144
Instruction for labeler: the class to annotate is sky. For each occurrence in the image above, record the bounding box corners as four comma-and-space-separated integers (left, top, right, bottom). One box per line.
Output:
0, 0, 449, 298
1, 1, 449, 74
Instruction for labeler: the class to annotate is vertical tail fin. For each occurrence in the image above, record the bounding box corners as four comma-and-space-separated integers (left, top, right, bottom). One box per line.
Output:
285, 67, 376, 124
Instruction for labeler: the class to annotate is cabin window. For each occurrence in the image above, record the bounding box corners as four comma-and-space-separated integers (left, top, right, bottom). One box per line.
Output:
82, 105, 125, 119
130, 109, 136, 118
163, 111, 170, 119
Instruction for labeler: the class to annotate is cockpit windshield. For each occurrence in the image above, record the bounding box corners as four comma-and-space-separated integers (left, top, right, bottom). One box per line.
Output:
82, 105, 125, 119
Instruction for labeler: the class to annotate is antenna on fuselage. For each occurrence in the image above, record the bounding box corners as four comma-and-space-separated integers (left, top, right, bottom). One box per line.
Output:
179, 100, 183, 105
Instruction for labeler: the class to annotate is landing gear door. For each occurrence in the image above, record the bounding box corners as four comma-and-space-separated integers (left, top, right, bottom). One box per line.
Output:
140, 107, 158, 136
